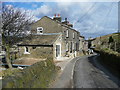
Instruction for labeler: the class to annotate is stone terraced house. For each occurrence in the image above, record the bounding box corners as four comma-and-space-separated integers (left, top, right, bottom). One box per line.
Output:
17, 14, 82, 61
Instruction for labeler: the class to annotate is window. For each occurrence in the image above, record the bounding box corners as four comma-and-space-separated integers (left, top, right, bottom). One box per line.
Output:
66, 29, 69, 37
66, 43, 69, 52
24, 47, 30, 54
32, 46, 36, 49
37, 27, 43, 34
73, 33, 75, 39
70, 42, 72, 53
73, 43, 75, 51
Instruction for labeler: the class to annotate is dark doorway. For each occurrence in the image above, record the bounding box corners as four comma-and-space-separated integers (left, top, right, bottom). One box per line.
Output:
56, 45, 60, 57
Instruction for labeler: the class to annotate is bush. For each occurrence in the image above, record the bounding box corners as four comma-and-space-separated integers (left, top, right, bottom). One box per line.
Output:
2, 59, 59, 88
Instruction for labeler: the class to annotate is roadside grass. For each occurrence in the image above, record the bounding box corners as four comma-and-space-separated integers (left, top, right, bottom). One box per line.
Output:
1, 68, 22, 78
98, 33, 120, 43
95, 33, 120, 53
2, 58, 60, 88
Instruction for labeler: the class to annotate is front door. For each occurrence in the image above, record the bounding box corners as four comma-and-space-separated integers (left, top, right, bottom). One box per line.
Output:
56, 45, 60, 57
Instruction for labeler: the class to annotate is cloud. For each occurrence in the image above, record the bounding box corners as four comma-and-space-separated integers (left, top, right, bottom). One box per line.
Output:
27, 4, 52, 18
3, 2, 118, 38
35, 5, 51, 15
13, 4, 52, 21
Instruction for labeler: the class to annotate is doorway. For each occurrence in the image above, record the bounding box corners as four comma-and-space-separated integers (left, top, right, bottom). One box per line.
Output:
56, 45, 61, 57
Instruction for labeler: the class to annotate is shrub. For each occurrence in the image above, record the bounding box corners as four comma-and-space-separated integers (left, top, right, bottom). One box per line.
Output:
2, 59, 59, 88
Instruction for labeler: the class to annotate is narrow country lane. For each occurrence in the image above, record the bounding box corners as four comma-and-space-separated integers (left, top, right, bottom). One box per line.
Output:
73, 54, 119, 88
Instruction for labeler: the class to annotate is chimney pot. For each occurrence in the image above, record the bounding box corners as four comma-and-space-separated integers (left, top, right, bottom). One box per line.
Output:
53, 14, 61, 22
58, 14, 60, 17
54, 14, 56, 17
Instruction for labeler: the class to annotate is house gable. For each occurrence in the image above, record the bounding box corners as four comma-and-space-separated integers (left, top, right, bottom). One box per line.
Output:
31, 16, 63, 34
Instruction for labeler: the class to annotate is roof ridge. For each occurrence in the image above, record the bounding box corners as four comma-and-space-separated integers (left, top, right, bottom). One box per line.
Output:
35, 16, 79, 33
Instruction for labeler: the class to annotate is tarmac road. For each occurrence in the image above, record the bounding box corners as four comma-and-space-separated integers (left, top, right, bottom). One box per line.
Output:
73, 54, 119, 88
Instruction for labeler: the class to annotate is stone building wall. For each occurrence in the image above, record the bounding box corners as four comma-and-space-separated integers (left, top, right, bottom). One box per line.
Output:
18, 46, 53, 59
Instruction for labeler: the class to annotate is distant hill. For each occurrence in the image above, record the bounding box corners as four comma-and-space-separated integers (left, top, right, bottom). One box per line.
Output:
92, 33, 120, 53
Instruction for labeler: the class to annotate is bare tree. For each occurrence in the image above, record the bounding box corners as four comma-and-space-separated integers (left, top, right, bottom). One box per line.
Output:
2, 5, 33, 68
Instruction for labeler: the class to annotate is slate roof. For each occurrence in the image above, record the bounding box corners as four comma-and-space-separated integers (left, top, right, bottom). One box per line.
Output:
18, 34, 60, 45
33, 16, 79, 33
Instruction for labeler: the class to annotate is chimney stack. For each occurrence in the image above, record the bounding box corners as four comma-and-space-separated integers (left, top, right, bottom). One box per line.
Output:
62, 18, 73, 28
54, 14, 56, 17
58, 14, 60, 17
53, 14, 73, 28
62, 18, 69, 25
53, 13, 61, 22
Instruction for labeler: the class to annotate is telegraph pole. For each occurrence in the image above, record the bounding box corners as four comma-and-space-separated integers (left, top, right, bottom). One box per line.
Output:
118, 1, 120, 53
118, 1, 120, 33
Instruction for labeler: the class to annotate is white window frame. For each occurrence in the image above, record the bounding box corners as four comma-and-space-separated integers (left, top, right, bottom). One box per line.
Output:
73, 32, 75, 39
37, 27, 43, 34
66, 29, 69, 37
24, 47, 30, 54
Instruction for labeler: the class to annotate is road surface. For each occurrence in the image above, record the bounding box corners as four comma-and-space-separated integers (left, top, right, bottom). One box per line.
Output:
73, 54, 119, 88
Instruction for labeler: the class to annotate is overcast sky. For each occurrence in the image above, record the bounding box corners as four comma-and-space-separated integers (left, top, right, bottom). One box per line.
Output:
2, 1, 118, 38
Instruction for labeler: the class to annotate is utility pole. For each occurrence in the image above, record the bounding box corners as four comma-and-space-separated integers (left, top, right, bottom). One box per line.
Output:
118, 1, 120, 53
118, 1, 120, 33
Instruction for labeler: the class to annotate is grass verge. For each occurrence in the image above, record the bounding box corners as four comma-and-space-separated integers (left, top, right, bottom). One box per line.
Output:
2, 58, 60, 88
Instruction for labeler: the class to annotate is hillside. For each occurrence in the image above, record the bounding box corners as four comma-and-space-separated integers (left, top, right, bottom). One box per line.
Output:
92, 33, 120, 53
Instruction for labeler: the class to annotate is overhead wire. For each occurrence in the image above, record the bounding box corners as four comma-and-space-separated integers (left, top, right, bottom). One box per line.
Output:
101, 2, 114, 29
74, 2, 114, 38
85, 2, 114, 37
75, 2, 97, 24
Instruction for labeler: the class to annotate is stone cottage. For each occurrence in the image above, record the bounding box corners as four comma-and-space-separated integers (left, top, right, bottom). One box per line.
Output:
17, 14, 81, 60
79, 36, 85, 51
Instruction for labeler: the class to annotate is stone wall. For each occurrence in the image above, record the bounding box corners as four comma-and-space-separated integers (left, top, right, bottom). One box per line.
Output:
94, 48, 120, 78
18, 46, 53, 59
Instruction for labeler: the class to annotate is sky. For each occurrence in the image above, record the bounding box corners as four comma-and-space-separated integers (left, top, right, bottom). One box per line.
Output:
2, 1, 118, 38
